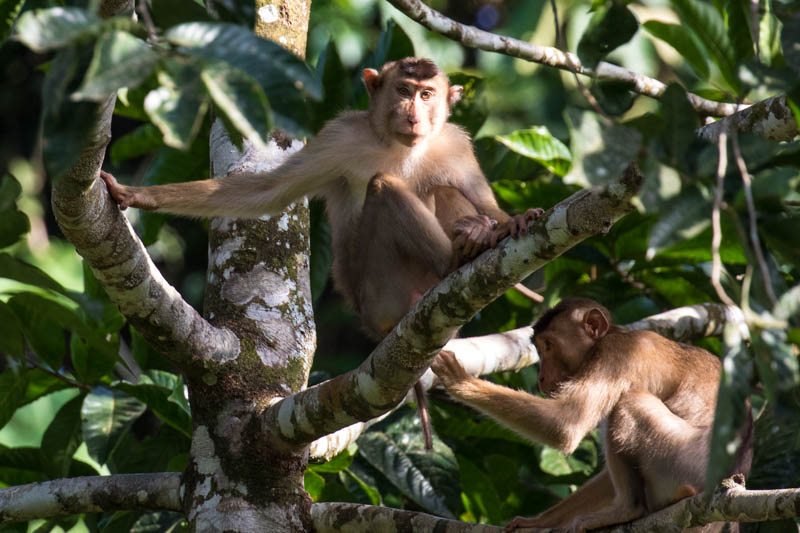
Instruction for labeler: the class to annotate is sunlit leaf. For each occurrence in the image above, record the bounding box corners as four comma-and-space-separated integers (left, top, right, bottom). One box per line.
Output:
15, 7, 99, 53
81, 387, 146, 465
111, 377, 192, 438
144, 57, 209, 150
494, 127, 572, 177
577, 4, 638, 70
0, 369, 27, 430
41, 393, 86, 479
0, 0, 24, 43
646, 186, 710, 260
73, 31, 158, 101
201, 59, 272, 151
642, 21, 710, 80
304, 470, 325, 500
671, 0, 740, 92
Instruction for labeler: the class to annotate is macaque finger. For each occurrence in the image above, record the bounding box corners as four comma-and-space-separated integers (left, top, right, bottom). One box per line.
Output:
431, 350, 470, 387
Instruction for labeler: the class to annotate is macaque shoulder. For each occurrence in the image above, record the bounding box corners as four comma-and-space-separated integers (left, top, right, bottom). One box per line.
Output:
317, 110, 375, 146
425, 123, 482, 176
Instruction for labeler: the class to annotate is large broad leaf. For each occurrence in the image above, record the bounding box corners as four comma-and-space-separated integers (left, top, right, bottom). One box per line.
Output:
365, 18, 415, 69
111, 373, 192, 438
201, 59, 272, 152
310, 41, 350, 131
781, 9, 800, 75
165, 22, 320, 134
73, 31, 159, 101
0, 175, 29, 249
71, 331, 120, 385
642, 21, 710, 80
706, 322, 752, 491
110, 124, 165, 163
563, 109, 641, 188
14, 7, 99, 53
670, 0, 740, 93
577, 4, 639, 70
0, 253, 71, 296
660, 83, 701, 169
448, 72, 488, 137
0, 301, 23, 357
0, 368, 27, 430
41, 45, 104, 181
645, 186, 711, 260
144, 57, 209, 150
40, 393, 86, 479
494, 127, 572, 177
81, 387, 146, 465
357, 430, 455, 519
457, 454, 503, 524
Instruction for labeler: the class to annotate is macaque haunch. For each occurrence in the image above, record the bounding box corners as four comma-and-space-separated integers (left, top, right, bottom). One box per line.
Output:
100, 57, 542, 449
433, 298, 753, 532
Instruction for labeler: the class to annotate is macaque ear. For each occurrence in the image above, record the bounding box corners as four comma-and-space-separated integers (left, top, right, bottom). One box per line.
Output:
583, 309, 609, 340
363, 68, 380, 97
448, 85, 464, 106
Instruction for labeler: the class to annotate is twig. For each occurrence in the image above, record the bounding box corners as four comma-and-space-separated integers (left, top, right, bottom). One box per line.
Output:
26, 347, 91, 391
730, 129, 777, 306
386, 0, 744, 116
711, 131, 737, 307
136, 0, 158, 43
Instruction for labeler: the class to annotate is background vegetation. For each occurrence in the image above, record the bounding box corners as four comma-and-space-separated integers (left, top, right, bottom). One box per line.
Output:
0, 0, 798, 531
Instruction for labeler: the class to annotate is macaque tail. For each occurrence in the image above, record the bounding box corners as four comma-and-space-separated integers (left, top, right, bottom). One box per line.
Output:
414, 381, 433, 450
513, 283, 544, 302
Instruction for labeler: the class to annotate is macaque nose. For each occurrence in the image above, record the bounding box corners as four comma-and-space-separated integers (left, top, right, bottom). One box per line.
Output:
407, 114, 419, 125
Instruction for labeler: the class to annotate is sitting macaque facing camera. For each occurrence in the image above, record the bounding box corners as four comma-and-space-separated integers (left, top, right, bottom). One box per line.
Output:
432, 297, 753, 532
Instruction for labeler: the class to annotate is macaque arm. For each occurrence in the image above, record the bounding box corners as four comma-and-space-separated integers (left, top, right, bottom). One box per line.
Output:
432, 351, 617, 453
102, 115, 362, 218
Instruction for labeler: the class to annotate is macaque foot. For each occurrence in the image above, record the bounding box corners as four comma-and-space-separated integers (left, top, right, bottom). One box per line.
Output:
431, 350, 471, 390
452, 214, 497, 259
490, 207, 544, 247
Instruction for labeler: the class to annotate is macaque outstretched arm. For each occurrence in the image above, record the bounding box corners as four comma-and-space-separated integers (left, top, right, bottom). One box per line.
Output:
432, 350, 616, 454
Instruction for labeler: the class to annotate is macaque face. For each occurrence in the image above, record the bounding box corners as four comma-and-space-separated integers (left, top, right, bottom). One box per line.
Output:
533, 312, 597, 396
385, 74, 450, 147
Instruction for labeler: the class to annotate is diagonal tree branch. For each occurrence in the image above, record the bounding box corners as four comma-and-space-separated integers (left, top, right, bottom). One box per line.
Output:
386, 0, 743, 117
0, 473, 181, 523
312, 502, 504, 532
696, 95, 799, 142
266, 163, 643, 448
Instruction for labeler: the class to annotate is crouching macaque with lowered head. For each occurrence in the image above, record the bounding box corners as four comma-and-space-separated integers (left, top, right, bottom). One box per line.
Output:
432, 298, 753, 532
100, 57, 542, 448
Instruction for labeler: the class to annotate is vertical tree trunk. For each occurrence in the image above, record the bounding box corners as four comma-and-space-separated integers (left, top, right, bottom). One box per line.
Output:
182, 2, 315, 531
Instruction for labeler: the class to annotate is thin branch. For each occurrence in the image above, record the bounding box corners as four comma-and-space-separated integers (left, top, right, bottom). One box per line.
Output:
730, 129, 778, 306
386, 0, 743, 117
0, 473, 182, 523
711, 130, 737, 307
267, 163, 643, 448
136, 0, 158, 43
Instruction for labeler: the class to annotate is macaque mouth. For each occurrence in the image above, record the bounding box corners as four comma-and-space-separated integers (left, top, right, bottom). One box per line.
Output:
395, 132, 423, 146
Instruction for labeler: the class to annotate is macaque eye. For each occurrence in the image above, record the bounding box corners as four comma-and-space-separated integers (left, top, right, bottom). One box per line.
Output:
397, 86, 411, 97
420, 89, 434, 100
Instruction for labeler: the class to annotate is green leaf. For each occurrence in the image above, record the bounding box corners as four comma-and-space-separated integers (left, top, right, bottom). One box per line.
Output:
0, 301, 23, 357
165, 21, 320, 134
725, 0, 755, 64
642, 20, 710, 79
0, 253, 70, 295
457, 454, 502, 524
494, 127, 572, 177
448, 72, 488, 137
590, 80, 636, 117
646, 186, 710, 260
111, 377, 192, 438
8, 293, 84, 370
71, 331, 120, 385
148, 0, 212, 29
0, 0, 25, 44
0, 174, 30, 248
15, 7, 100, 53
577, 4, 639, 70
110, 124, 165, 164
201, 60, 272, 151
660, 83, 701, 168
144, 58, 209, 150
41, 45, 104, 182
304, 470, 325, 500
357, 431, 455, 518
81, 387, 146, 465
0, 369, 27, 430
343, 468, 381, 506
311, 41, 350, 132
309, 449, 354, 474
368, 18, 415, 67
40, 393, 86, 479
671, 0, 740, 92
73, 31, 158, 101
